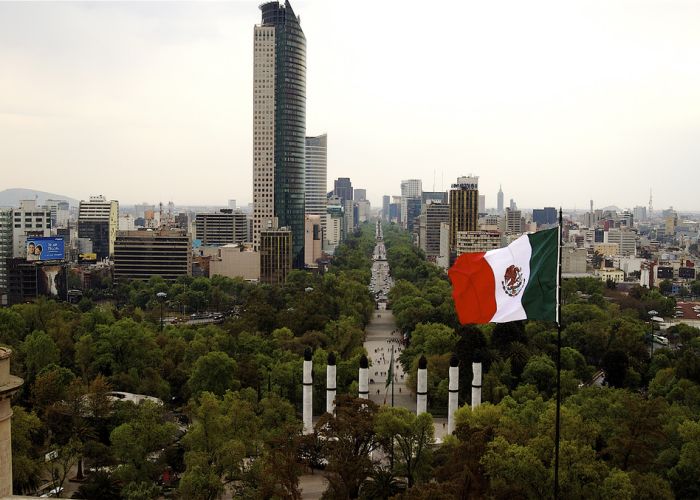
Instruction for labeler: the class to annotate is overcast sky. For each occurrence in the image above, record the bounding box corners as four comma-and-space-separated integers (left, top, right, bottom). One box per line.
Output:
1, 0, 698, 211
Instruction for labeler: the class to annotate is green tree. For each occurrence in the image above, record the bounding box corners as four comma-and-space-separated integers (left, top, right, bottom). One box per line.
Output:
20, 330, 60, 381
187, 351, 239, 397
110, 401, 177, 487
374, 407, 434, 488
316, 395, 380, 499
11, 406, 42, 494
668, 419, 700, 498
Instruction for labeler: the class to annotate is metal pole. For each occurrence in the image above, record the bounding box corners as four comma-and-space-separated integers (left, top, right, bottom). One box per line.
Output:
391, 346, 395, 407
554, 209, 563, 499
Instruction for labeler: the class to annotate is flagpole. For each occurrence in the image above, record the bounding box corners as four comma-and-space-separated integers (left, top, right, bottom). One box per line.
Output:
554, 208, 563, 499
391, 346, 395, 407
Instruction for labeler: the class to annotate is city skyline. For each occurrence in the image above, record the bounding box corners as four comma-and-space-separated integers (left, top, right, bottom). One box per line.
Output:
1, 1, 700, 210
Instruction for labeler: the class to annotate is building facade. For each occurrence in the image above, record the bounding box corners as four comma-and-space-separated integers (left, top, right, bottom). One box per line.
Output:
260, 227, 292, 285
305, 134, 327, 216
333, 177, 353, 205
497, 185, 504, 215
448, 176, 479, 251
304, 214, 323, 268
400, 179, 422, 228
455, 230, 502, 256
424, 202, 450, 257
253, 0, 306, 268
11, 200, 52, 259
113, 230, 191, 283
209, 245, 260, 281
78, 196, 118, 260
195, 210, 248, 246
0, 209, 12, 303
533, 207, 557, 227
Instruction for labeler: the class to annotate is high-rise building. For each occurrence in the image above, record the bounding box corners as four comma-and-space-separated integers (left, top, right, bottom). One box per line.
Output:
424, 202, 450, 257
532, 207, 557, 227
400, 179, 422, 227
260, 227, 292, 285
382, 195, 390, 222
333, 178, 353, 205
497, 185, 504, 215
195, 210, 248, 246
354, 189, 367, 202
114, 229, 191, 283
305, 134, 327, 216
228, 199, 237, 210
478, 195, 486, 214
504, 208, 524, 234
449, 176, 479, 251
78, 196, 118, 260
253, 0, 306, 268
455, 230, 502, 256
0, 209, 12, 302
405, 197, 422, 233
633, 206, 647, 224
45, 199, 70, 228
11, 200, 52, 258
509, 199, 517, 211
324, 202, 344, 254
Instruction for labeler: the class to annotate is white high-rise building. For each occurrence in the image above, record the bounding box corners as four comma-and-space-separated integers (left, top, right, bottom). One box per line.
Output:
12, 200, 51, 258
305, 134, 327, 216
252, 1, 306, 270
78, 196, 119, 260
252, 21, 277, 247
400, 179, 422, 228
497, 185, 504, 215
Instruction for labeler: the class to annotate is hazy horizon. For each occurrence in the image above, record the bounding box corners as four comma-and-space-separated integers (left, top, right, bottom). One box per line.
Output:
1, 0, 699, 211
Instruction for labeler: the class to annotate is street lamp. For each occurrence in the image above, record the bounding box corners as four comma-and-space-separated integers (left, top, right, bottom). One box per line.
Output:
648, 309, 658, 356
157, 292, 167, 332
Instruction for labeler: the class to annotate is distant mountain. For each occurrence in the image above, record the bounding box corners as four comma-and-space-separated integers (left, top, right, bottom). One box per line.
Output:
0, 188, 80, 208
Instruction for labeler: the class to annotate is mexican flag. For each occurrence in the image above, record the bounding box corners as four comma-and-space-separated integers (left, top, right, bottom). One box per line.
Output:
448, 228, 559, 325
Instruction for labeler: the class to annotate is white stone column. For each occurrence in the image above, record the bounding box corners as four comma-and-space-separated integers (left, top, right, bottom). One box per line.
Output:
448, 354, 459, 434
416, 355, 427, 415
303, 348, 313, 435
471, 361, 482, 410
0, 348, 24, 497
326, 352, 336, 414
359, 355, 369, 399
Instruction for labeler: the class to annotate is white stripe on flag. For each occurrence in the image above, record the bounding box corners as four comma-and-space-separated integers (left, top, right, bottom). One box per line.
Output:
484, 234, 532, 322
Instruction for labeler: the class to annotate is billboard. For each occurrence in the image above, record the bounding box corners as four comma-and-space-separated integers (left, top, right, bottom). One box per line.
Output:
657, 266, 673, 279
26, 237, 64, 261
679, 267, 696, 279
79, 253, 97, 263
37, 264, 67, 299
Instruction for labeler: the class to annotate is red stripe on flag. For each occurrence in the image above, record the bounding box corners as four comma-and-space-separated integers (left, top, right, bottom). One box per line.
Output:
448, 252, 497, 324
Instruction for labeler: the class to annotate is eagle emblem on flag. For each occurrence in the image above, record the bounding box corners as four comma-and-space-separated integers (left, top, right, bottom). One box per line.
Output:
501, 265, 526, 297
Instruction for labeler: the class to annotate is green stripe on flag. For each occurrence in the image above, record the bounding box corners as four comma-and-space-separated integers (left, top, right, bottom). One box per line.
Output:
522, 228, 558, 321
386, 348, 394, 388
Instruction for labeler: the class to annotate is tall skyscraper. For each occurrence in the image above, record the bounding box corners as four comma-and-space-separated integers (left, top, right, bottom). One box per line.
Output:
449, 176, 479, 251
401, 179, 422, 228
497, 185, 504, 215
354, 189, 367, 202
382, 195, 390, 222
333, 178, 353, 205
305, 134, 327, 217
78, 196, 118, 260
253, 0, 306, 268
